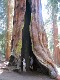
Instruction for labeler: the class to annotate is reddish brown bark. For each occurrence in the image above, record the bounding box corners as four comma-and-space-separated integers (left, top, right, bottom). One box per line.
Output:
12, 0, 58, 78
52, 11, 60, 65
30, 0, 58, 76
12, 0, 26, 57
6, 0, 14, 60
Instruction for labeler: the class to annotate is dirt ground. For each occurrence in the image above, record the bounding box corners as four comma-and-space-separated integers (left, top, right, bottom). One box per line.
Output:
0, 54, 55, 80
0, 62, 55, 80
0, 70, 55, 80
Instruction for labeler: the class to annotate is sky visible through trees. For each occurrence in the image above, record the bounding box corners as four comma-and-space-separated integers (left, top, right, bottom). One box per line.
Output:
42, 0, 60, 53
0, 0, 7, 34
0, 0, 7, 54
42, 0, 60, 34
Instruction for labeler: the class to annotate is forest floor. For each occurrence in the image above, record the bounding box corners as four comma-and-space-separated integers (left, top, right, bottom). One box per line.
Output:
0, 53, 55, 80
0, 70, 55, 80
0, 66, 55, 80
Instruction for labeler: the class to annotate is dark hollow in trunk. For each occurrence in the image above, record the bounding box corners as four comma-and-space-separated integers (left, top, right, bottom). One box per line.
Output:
21, 0, 49, 75
21, 0, 32, 71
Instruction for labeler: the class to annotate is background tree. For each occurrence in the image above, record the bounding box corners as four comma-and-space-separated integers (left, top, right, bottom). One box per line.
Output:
45, 0, 60, 65
6, 0, 14, 60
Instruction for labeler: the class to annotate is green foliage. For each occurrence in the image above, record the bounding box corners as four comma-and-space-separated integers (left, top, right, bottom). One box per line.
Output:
44, 0, 59, 54
58, 34, 60, 40
0, 0, 7, 55
0, 30, 6, 55
46, 0, 58, 14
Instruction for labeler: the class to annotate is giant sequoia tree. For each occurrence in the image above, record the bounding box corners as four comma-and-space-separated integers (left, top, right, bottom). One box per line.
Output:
11, 0, 60, 79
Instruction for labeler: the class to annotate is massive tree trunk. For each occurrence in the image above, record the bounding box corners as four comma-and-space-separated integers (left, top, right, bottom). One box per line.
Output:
6, 0, 14, 60
12, 0, 58, 78
12, 0, 26, 58
30, 0, 58, 77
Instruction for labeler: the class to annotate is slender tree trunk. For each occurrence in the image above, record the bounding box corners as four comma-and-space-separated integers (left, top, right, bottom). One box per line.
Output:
53, 14, 60, 66
52, 11, 59, 65
51, 1, 60, 65
6, 0, 14, 60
